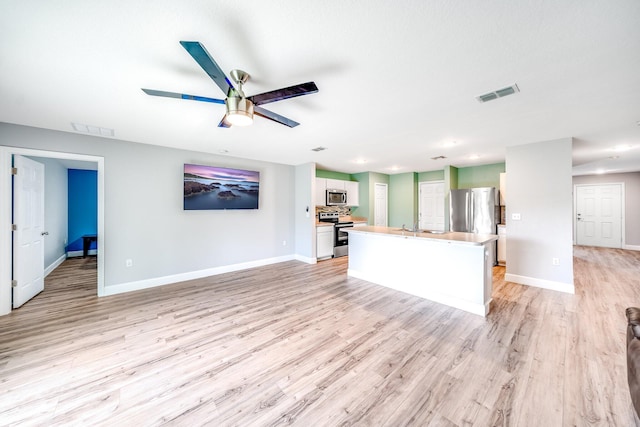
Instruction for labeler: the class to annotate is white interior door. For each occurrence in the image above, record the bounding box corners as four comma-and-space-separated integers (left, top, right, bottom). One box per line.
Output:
374, 183, 388, 227
419, 181, 445, 231
575, 184, 622, 248
13, 155, 46, 308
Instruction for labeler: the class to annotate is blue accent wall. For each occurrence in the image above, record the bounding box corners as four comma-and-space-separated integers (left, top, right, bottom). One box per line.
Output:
67, 169, 97, 252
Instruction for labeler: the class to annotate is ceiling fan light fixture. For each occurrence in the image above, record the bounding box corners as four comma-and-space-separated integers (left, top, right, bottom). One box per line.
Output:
226, 97, 254, 126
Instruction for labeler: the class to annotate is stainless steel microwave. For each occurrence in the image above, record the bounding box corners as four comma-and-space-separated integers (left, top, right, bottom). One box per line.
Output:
326, 189, 347, 206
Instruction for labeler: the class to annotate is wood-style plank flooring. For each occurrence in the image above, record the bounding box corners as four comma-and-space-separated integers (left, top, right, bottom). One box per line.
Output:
1, 246, 639, 426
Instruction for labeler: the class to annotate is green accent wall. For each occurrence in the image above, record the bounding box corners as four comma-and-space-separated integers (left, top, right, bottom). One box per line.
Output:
418, 170, 445, 182
320, 163, 504, 228
457, 163, 505, 189
316, 169, 351, 180
389, 173, 417, 228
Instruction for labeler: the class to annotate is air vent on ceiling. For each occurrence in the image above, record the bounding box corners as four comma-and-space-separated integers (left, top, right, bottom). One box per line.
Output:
476, 84, 520, 103
431, 155, 447, 160
311, 146, 327, 152
71, 122, 114, 137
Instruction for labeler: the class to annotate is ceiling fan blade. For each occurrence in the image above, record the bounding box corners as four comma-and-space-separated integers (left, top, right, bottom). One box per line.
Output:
248, 82, 318, 106
254, 106, 300, 128
141, 88, 225, 104
218, 115, 231, 128
179, 41, 234, 96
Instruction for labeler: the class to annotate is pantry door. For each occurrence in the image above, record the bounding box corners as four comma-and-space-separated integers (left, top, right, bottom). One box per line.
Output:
419, 181, 445, 231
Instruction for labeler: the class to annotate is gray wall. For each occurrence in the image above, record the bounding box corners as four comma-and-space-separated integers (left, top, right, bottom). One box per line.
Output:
1, 123, 296, 289
294, 163, 315, 260
506, 138, 574, 289
573, 172, 640, 247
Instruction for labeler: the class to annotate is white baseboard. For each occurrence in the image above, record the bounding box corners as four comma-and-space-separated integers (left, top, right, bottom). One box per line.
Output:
294, 254, 317, 264
67, 250, 97, 258
505, 273, 575, 294
104, 255, 297, 296
44, 254, 67, 277
624, 245, 640, 251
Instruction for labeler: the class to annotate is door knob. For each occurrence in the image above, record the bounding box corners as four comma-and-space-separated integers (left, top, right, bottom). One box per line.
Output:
41, 231, 49, 236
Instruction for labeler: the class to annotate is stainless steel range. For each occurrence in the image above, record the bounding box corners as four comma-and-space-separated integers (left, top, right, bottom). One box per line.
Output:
318, 212, 354, 257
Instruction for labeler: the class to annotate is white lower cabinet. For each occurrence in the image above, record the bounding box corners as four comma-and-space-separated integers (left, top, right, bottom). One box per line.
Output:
497, 224, 506, 266
317, 225, 334, 260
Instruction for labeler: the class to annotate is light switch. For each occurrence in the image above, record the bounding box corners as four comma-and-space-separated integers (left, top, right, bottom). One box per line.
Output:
512, 213, 521, 220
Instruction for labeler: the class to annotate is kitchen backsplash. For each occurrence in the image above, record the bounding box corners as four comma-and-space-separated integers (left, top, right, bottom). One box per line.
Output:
316, 206, 352, 216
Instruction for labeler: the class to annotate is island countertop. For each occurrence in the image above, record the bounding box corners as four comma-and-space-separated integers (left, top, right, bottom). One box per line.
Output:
346, 226, 498, 246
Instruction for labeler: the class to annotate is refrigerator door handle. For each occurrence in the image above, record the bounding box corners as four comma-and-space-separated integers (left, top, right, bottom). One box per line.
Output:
468, 191, 474, 233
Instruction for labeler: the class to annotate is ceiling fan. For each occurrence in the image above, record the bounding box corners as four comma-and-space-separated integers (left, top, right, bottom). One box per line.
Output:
142, 41, 318, 128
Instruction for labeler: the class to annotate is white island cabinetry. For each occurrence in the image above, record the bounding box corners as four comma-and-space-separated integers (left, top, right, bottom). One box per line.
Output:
346, 226, 497, 317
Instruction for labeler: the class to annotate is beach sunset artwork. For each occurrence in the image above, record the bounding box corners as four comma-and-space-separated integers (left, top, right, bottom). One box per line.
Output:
183, 163, 260, 210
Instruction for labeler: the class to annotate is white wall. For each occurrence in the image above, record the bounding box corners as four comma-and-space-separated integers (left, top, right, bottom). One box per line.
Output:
1, 123, 297, 295
505, 138, 574, 293
28, 157, 68, 271
573, 172, 640, 247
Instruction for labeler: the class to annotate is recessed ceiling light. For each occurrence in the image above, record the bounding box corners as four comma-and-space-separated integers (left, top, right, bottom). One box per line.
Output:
596, 168, 606, 174
469, 154, 480, 160
355, 159, 367, 164
612, 144, 633, 152
390, 166, 399, 171
311, 146, 327, 152
442, 140, 458, 148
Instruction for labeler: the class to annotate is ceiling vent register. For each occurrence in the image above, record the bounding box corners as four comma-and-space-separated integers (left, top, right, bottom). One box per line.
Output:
476, 84, 520, 103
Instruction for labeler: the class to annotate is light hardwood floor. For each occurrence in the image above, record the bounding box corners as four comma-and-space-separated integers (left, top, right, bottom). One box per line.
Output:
1, 246, 639, 426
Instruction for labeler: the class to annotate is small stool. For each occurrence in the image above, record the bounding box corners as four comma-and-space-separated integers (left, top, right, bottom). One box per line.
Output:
82, 234, 97, 258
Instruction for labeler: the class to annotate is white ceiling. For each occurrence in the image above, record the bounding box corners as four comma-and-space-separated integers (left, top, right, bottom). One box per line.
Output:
1, 1, 639, 176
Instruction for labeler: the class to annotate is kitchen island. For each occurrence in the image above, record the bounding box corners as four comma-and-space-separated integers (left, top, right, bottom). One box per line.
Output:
345, 226, 498, 317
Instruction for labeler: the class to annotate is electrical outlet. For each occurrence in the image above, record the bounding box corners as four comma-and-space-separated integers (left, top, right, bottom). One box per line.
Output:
552, 258, 560, 266
126, 259, 133, 267
512, 213, 521, 220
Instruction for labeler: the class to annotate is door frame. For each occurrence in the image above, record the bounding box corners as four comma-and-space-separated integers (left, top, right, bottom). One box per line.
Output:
573, 182, 625, 247
0, 146, 105, 316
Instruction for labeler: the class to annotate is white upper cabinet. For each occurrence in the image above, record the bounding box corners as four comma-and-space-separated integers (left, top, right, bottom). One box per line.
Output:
499, 173, 506, 205
325, 179, 345, 190
315, 178, 327, 206
316, 177, 359, 206
345, 181, 359, 206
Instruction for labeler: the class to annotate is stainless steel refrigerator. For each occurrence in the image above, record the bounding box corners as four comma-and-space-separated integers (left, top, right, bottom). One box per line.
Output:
450, 187, 499, 263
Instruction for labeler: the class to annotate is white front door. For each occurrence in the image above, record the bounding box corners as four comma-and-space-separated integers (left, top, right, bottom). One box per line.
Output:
374, 183, 388, 227
419, 181, 445, 231
13, 155, 46, 308
575, 184, 622, 248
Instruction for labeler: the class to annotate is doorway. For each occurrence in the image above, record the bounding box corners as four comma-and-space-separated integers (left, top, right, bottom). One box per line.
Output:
418, 181, 445, 231
374, 183, 388, 227
0, 147, 105, 316
574, 183, 624, 248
